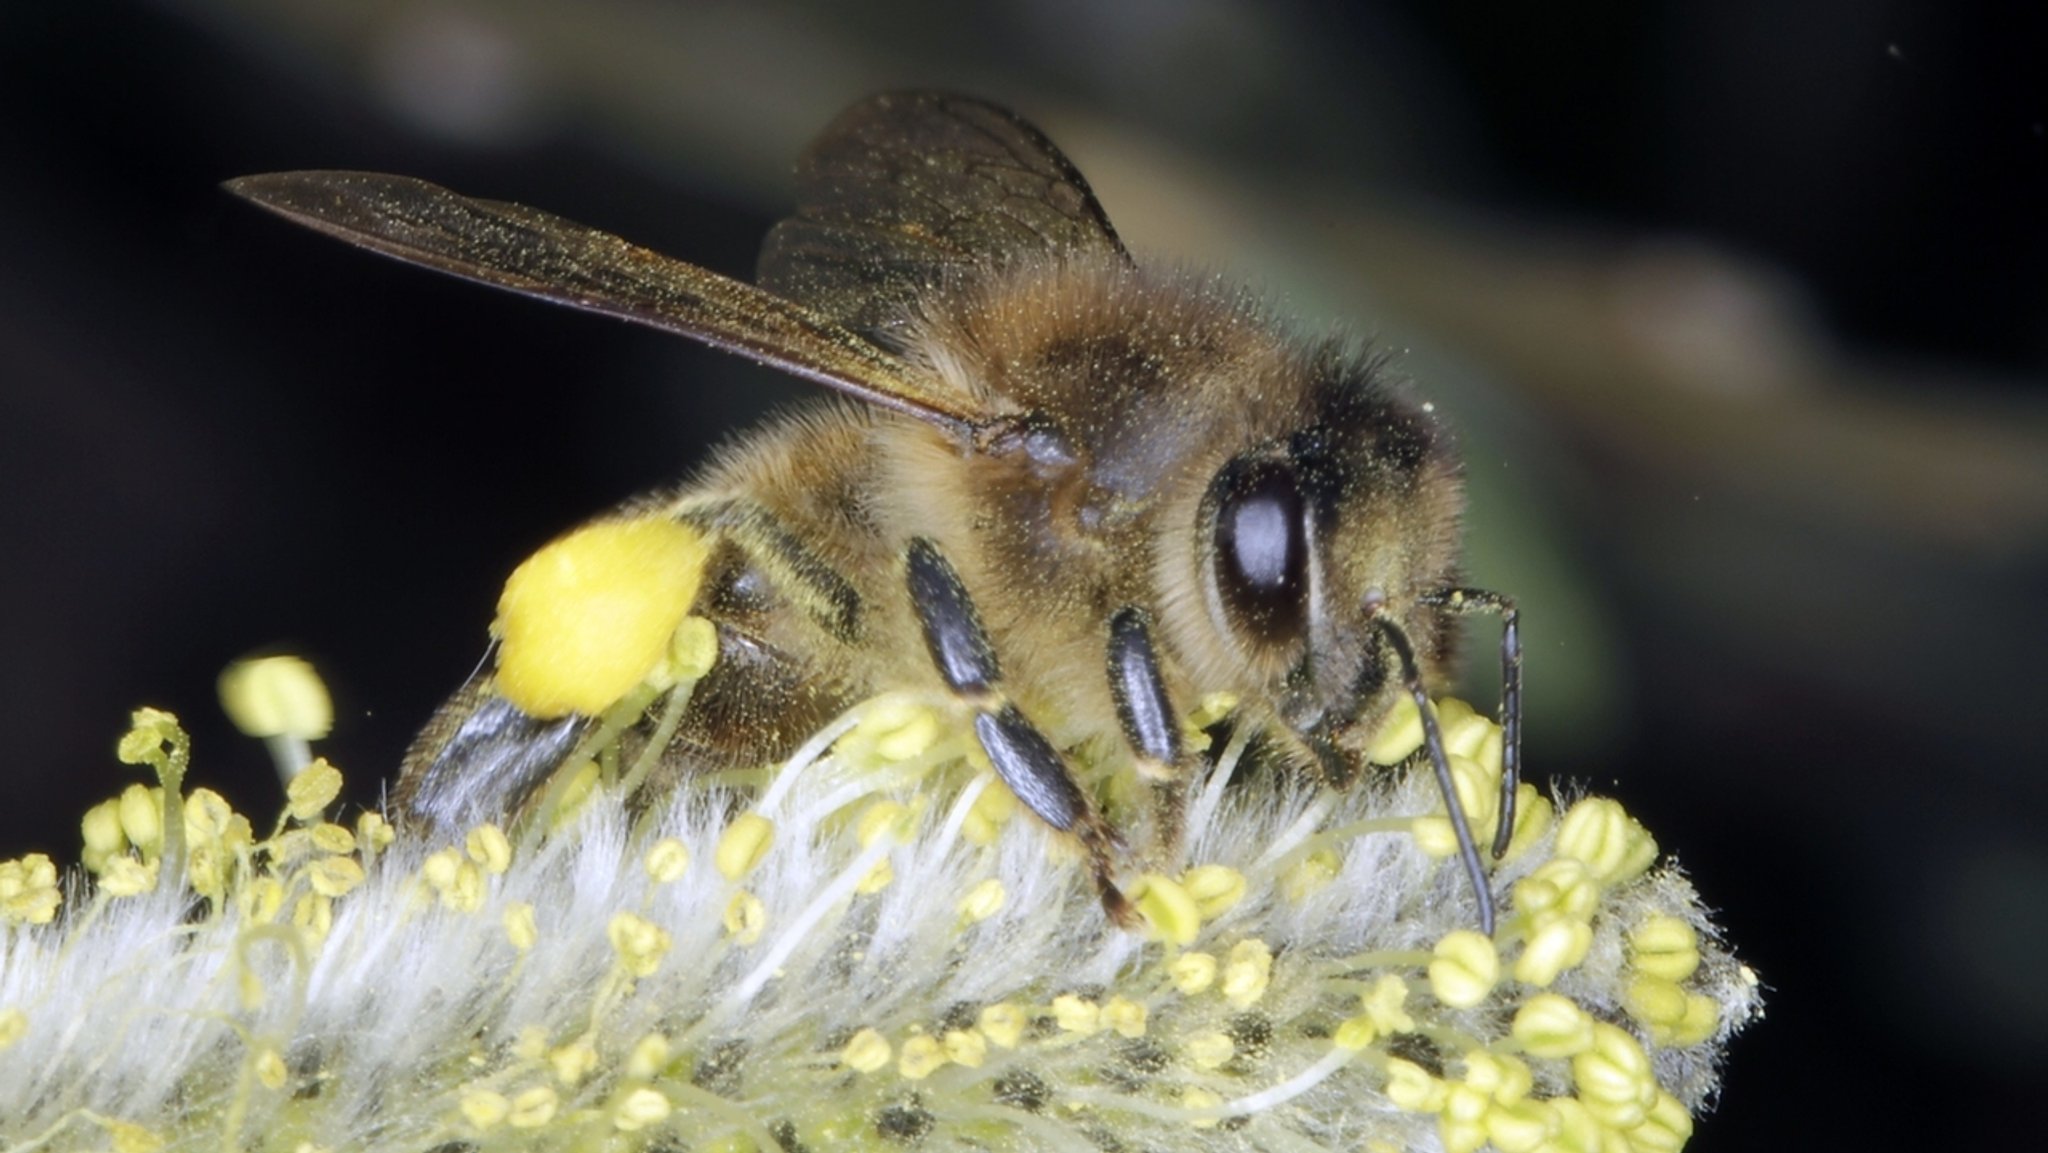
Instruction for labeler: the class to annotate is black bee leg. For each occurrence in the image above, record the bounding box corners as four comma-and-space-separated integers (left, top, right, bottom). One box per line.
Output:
1424, 587, 1522, 858
1373, 613, 1496, 937
1106, 606, 1190, 860
905, 537, 1133, 924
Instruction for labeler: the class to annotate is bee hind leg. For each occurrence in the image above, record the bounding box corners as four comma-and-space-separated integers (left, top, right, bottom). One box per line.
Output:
903, 536, 1135, 926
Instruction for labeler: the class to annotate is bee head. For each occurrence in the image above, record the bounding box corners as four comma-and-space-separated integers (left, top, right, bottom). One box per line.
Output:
1178, 351, 1466, 770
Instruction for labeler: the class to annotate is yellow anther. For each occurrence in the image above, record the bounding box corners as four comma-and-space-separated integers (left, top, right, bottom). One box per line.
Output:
1361, 973, 1415, 1034
1169, 951, 1218, 995
957, 878, 1006, 923
1484, 1098, 1553, 1153
1428, 930, 1499, 1008
81, 800, 127, 870
219, 655, 333, 742
1130, 873, 1202, 946
550, 1041, 598, 1086
979, 1003, 1027, 1049
626, 1033, 670, 1080
184, 844, 228, 901
1572, 1022, 1657, 1129
493, 516, 707, 718
607, 911, 672, 977
1222, 938, 1274, 1008
1462, 1050, 1533, 1103
661, 615, 720, 685
239, 876, 286, 924
508, 1086, 559, 1128
117, 785, 162, 856
841, 1027, 892, 1073
1413, 754, 1499, 858
1181, 864, 1247, 919
1186, 1031, 1235, 1069
857, 857, 895, 895
1514, 915, 1594, 987
962, 781, 1017, 846
1512, 993, 1596, 1058
503, 902, 538, 951
460, 1088, 510, 1130
717, 813, 775, 881
898, 1034, 947, 1080
254, 1047, 288, 1091
1103, 996, 1147, 1039
1182, 1086, 1223, 1129
285, 759, 343, 822
1514, 858, 1600, 924
1668, 992, 1722, 1048
427, 853, 485, 913
1628, 914, 1701, 982
1499, 785, 1553, 861
292, 892, 333, 941
1053, 994, 1099, 1034
1434, 698, 1490, 761
1438, 1083, 1491, 1153
465, 824, 513, 874
843, 698, 943, 765
1555, 797, 1658, 886
99, 856, 159, 898
1282, 847, 1342, 901
943, 1028, 987, 1067
306, 856, 365, 898
611, 1086, 673, 1131
1632, 1090, 1696, 1153
0, 855, 61, 925
1385, 1056, 1447, 1113
1334, 1015, 1378, 1050
355, 811, 394, 851
644, 838, 690, 884
1366, 695, 1426, 765
723, 892, 767, 944
1543, 1097, 1603, 1153
308, 822, 355, 854
0, 1009, 24, 1051
1625, 975, 1689, 1030
857, 800, 914, 847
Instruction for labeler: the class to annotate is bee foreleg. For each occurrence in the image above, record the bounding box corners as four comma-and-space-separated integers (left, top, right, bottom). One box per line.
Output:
1106, 606, 1191, 861
1424, 587, 1522, 858
904, 536, 1134, 924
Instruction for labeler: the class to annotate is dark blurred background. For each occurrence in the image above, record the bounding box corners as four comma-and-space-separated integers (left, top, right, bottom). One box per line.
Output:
3, 1, 2043, 1147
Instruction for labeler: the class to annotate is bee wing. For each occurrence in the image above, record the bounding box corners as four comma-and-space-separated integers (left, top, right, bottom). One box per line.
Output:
224, 171, 983, 434
757, 90, 1131, 333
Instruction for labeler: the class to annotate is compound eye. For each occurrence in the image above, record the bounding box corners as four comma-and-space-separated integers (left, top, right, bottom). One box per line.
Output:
1211, 458, 1309, 645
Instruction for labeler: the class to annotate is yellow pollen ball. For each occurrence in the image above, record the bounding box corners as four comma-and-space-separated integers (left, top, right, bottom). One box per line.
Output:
493, 517, 708, 718
1053, 994, 1100, 1034
841, 1028, 891, 1073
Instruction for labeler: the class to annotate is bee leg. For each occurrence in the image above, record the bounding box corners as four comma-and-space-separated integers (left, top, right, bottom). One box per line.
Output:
904, 537, 1134, 925
1106, 606, 1189, 862
1424, 588, 1522, 858
1373, 613, 1496, 936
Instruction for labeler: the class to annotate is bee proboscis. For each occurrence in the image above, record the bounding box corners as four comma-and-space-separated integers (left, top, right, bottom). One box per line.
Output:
227, 91, 1522, 931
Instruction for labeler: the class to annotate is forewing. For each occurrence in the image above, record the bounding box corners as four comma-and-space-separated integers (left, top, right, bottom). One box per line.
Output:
757, 91, 1131, 334
225, 171, 981, 433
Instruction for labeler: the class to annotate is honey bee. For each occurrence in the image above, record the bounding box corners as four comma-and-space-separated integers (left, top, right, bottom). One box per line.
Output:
227, 91, 1521, 931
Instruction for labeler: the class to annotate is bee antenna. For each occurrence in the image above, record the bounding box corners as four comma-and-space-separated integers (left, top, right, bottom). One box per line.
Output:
1371, 615, 1495, 936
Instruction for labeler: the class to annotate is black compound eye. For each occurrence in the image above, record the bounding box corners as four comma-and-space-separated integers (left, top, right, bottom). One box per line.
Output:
1211, 458, 1309, 644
